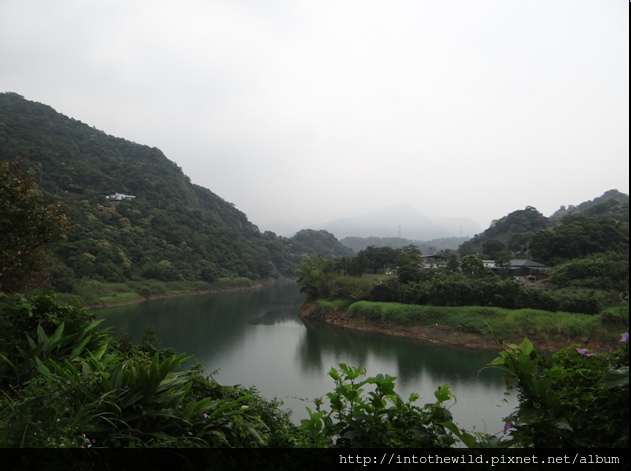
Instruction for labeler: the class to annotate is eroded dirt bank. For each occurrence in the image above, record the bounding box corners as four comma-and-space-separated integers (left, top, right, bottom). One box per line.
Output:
298, 301, 619, 353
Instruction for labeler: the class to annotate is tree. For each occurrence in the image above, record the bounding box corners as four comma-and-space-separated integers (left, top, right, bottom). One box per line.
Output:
481, 239, 506, 259
295, 256, 332, 300
0, 160, 70, 292
494, 250, 513, 278
447, 254, 460, 272
396, 244, 423, 284
362, 245, 400, 273
458, 241, 478, 257
348, 251, 369, 277
460, 255, 487, 278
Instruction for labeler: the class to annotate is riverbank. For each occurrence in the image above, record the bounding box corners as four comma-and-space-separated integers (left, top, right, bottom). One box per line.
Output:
56, 277, 297, 309
298, 301, 627, 353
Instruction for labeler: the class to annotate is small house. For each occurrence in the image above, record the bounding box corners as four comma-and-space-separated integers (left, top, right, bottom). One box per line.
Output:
105, 193, 136, 201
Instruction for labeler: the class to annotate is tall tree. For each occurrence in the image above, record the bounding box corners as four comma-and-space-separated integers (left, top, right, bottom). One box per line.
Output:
396, 244, 423, 284
0, 160, 70, 292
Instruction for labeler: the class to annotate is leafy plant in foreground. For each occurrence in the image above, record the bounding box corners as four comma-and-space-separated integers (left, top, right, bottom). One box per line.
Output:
488, 333, 629, 448
298, 363, 457, 448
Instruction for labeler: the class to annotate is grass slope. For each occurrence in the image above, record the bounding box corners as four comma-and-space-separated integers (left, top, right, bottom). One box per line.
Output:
347, 301, 627, 342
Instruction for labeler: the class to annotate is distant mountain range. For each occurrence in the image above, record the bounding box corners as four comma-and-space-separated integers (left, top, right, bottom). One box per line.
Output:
340, 236, 470, 254
318, 203, 481, 240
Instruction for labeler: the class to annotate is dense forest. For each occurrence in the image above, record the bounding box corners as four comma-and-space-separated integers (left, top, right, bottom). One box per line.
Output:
455, 195, 629, 293
0, 92, 351, 293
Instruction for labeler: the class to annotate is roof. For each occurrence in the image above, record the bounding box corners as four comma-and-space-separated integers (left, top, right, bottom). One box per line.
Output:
510, 260, 547, 268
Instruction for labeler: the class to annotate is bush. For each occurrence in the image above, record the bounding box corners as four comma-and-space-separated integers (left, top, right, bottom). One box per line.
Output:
491, 336, 629, 448
0, 291, 299, 449
142, 263, 181, 282
297, 364, 457, 448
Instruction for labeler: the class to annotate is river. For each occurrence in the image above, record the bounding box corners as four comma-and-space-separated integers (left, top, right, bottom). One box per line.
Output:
97, 283, 517, 435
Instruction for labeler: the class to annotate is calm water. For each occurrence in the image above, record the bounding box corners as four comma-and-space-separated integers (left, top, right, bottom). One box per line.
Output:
97, 283, 517, 434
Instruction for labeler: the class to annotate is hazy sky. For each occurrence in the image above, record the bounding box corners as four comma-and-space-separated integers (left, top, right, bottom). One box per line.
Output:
1, 0, 628, 235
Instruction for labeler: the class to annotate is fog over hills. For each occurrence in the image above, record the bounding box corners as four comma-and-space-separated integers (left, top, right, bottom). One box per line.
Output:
269, 203, 482, 240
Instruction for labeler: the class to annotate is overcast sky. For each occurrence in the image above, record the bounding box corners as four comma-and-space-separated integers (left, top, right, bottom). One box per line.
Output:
1, 0, 628, 235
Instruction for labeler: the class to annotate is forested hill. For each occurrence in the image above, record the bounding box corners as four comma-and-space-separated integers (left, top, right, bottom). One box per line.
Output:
0, 92, 350, 287
467, 192, 629, 251
549, 189, 629, 222
459, 194, 629, 272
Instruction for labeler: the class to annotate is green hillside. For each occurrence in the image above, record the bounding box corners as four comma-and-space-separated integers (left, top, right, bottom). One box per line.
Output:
0, 92, 351, 290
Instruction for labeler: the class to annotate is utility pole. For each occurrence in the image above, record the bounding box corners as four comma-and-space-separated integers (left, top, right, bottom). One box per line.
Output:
526, 241, 529, 261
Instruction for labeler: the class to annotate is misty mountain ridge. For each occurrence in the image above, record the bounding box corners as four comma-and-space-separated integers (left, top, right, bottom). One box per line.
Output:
318, 203, 481, 240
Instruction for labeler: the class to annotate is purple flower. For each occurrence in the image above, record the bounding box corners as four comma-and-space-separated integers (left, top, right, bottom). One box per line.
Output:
204, 413, 208, 419
66, 380, 71, 385
576, 348, 595, 360
92, 439, 96, 444
620, 332, 629, 343
91, 319, 95, 323
503, 412, 515, 435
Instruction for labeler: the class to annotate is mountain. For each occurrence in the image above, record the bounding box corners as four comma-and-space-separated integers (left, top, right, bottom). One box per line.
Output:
340, 236, 470, 254
549, 189, 630, 222
319, 203, 479, 240
0, 92, 350, 287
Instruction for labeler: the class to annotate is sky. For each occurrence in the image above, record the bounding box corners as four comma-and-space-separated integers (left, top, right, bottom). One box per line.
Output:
1, 0, 628, 236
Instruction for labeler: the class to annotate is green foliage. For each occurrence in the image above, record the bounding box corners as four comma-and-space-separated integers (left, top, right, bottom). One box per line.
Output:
460, 255, 495, 279
549, 252, 629, 292
347, 301, 623, 342
458, 241, 478, 257
327, 275, 374, 302
471, 206, 549, 247
0, 290, 299, 448
0, 93, 353, 289
489, 335, 629, 448
530, 214, 628, 265
290, 229, 355, 259
396, 244, 423, 284
361, 245, 401, 273
383, 275, 602, 315
481, 239, 506, 259
0, 160, 70, 292
549, 190, 629, 221
447, 253, 460, 272
297, 364, 456, 448
294, 256, 332, 301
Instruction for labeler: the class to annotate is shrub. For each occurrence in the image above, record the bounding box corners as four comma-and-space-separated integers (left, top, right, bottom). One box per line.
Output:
297, 364, 457, 448
490, 336, 629, 448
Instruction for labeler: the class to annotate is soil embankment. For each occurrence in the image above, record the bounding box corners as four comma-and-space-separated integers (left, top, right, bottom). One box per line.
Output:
298, 301, 619, 353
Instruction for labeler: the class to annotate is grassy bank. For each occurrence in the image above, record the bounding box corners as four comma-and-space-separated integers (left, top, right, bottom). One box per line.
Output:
55, 277, 259, 306
347, 301, 628, 343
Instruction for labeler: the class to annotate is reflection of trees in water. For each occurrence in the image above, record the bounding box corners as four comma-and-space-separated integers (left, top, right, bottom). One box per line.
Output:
296, 318, 504, 393
98, 284, 306, 365
297, 318, 372, 374
248, 297, 305, 325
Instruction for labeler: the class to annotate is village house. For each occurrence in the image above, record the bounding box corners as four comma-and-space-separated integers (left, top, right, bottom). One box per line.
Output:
105, 193, 136, 201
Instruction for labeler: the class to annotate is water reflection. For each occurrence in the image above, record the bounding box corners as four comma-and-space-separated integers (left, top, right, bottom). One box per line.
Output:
97, 283, 516, 432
